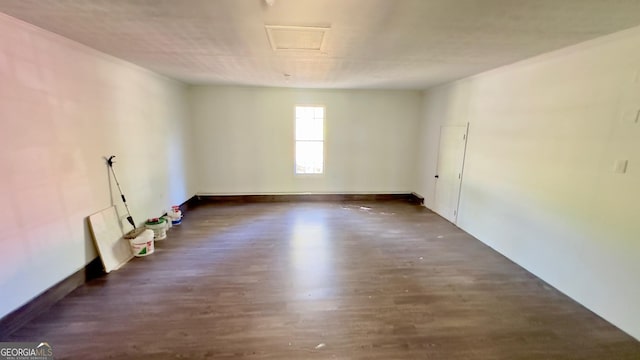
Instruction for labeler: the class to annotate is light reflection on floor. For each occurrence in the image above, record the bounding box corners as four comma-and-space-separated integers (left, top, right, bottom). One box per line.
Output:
288, 208, 335, 303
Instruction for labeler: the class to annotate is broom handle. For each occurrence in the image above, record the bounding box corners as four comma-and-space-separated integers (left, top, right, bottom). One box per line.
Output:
107, 156, 136, 229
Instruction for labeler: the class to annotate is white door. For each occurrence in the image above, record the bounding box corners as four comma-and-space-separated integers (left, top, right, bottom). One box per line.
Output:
434, 125, 468, 223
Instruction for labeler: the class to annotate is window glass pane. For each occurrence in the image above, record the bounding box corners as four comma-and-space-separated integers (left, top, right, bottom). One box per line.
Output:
296, 106, 314, 119
313, 107, 324, 119
296, 141, 323, 174
295, 106, 324, 174
295, 117, 323, 141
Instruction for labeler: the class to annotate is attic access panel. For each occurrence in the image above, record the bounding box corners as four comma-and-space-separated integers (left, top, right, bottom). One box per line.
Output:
265, 25, 330, 52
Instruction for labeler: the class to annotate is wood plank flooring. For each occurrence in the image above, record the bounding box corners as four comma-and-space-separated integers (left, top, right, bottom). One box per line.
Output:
4, 200, 640, 359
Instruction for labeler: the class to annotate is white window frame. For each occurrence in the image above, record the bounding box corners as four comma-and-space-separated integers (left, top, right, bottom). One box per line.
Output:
294, 105, 325, 175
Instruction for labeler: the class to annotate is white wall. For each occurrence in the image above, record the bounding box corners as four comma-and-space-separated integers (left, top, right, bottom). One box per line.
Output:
0, 14, 195, 319
190, 86, 421, 194
416, 26, 640, 340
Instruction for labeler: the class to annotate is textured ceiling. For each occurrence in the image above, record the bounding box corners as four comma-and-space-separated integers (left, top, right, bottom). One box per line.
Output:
2, 0, 640, 89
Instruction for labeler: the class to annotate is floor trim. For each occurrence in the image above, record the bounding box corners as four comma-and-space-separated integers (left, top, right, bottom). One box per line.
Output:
0, 256, 104, 339
410, 192, 425, 205
179, 194, 200, 213
193, 193, 424, 204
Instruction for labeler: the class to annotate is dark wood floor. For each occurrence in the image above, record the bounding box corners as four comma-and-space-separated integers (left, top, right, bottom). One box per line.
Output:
4, 200, 640, 359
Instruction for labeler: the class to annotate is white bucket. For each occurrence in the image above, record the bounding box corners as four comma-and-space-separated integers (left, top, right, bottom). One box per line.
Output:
127, 229, 155, 257
161, 215, 172, 229
169, 206, 182, 225
145, 218, 167, 240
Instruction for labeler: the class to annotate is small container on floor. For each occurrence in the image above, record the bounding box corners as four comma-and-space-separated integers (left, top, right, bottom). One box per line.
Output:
145, 218, 167, 240
169, 206, 182, 225
125, 228, 155, 257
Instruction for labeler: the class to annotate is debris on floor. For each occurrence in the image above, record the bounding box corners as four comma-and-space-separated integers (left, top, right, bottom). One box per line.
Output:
315, 343, 326, 350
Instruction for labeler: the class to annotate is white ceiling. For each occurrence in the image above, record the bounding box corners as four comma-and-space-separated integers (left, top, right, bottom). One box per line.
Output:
2, 0, 640, 89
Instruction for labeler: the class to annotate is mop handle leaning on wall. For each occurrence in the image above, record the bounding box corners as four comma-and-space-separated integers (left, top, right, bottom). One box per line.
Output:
106, 155, 136, 229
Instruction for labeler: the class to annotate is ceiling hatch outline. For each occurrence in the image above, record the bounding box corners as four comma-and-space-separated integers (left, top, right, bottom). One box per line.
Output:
265, 25, 330, 52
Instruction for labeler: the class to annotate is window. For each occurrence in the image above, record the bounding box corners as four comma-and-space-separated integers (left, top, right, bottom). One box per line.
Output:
295, 106, 324, 174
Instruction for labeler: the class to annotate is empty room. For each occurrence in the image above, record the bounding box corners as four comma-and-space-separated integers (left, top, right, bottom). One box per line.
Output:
0, 0, 639, 359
